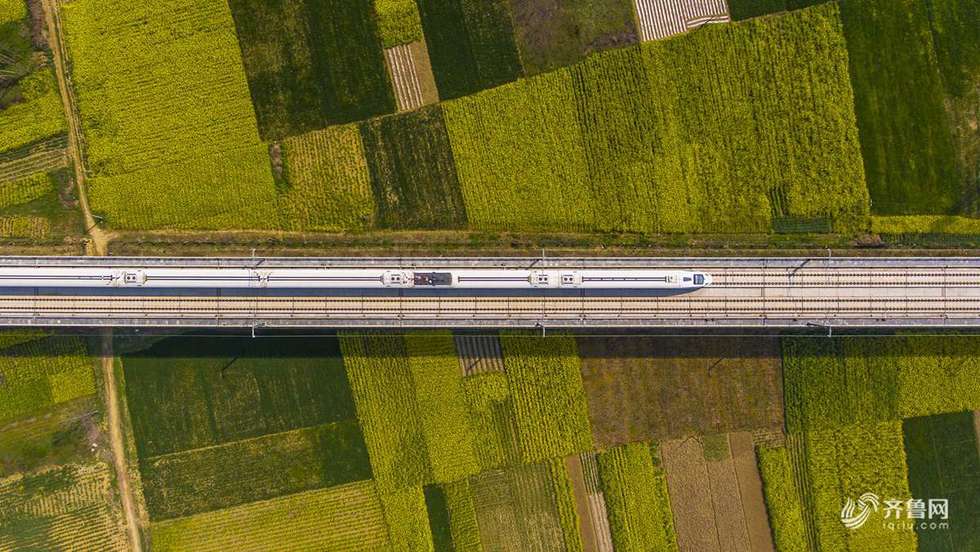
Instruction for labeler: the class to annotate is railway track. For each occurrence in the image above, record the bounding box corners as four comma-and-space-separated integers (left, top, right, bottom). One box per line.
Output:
0, 257, 977, 327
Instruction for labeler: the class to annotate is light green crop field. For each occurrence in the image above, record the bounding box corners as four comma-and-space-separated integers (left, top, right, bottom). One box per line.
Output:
62, 0, 279, 229
150, 480, 391, 552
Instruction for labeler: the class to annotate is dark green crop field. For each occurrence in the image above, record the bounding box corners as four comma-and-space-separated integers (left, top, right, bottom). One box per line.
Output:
416, 0, 523, 99
360, 106, 468, 228
228, 0, 395, 139
904, 411, 980, 552
123, 336, 356, 458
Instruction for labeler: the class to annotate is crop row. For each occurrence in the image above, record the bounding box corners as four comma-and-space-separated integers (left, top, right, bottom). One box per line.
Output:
378, 485, 434, 552
150, 480, 391, 552
0, 173, 52, 210
756, 445, 809, 552
0, 463, 128, 551
0, 337, 95, 424
597, 443, 678, 552
62, 0, 280, 229
139, 421, 371, 521
375, 0, 423, 48
782, 335, 980, 432
500, 333, 593, 463
800, 422, 917, 552
0, 70, 67, 156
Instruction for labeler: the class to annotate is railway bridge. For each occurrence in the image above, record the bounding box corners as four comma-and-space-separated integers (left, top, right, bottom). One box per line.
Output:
0, 256, 977, 329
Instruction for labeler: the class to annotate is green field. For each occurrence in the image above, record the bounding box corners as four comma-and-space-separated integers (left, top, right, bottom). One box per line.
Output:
375, 0, 424, 47
150, 480, 392, 552
360, 106, 468, 228
598, 443, 678, 552
444, 69, 595, 232
903, 411, 980, 551
470, 462, 569, 550
0, 337, 96, 424
123, 336, 355, 458
279, 124, 376, 231
340, 333, 432, 490
415, 0, 523, 99
501, 333, 593, 463
757, 445, 809, 552
0, 70, 67, 155
140, 421, 370, 520
340, 333, 483, 489
444, 479, 483, 551
445, 4, 867, 234
0, 463, 128, 551
228, 0, 394, 138
782, 336, 980, 432
794, 422, 917, 552
379, 485, 435, 552
62, 0, 280, 229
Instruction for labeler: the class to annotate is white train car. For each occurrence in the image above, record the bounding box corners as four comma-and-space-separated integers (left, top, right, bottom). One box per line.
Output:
0, 267, 712, 290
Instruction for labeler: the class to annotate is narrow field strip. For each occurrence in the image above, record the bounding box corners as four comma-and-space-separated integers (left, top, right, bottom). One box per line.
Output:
634, 0, 730, 41
385, 43, 425, 111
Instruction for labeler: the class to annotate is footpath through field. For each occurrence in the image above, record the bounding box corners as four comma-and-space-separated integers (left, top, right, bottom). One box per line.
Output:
39, 0, 140, 549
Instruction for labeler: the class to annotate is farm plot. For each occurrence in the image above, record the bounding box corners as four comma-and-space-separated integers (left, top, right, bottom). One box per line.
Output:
794, 422, 917, 552
0, 69, 67, 155
756, 445, 809, 552
405, 333, 480, 483
836, 0, 958, 215
444, 479, 483, 551
0, 336, 96, 424
509, 0, 638, 75
342, 332, 482, 489
633, 0, 729, 42
0, 136, 68, 183
340, 333, 431, 489
122, 336, 356, 458
782, 336, 980, 432
0, 463, 128, 551
598, 442, 677, 552
641, 2, 868, 233
444, 69, 594, 231
279, 124, 375, 231
903, 411, 980, 551
381, 40, 442, 114
228, 0, 397, 137
376, 0, 424, 47
416, 0, 523, 99
570, 47, 660, 232
150, 480, 391, 552
140, 421, 370, 520
379, 485, 435, 552
500, 333, 593, 463
360, 106, 467, 228
460, 370, 523, 470
61, 0, 280, 229
470, 462, 568, 551
662, 433, 774, 552
578, 336, 783, 447
567, 452, 614, 552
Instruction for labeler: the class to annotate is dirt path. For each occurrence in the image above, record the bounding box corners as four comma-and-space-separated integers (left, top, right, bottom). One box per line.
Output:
41, 0, 139, 548
101, 330, 142, 552
40, 0, 109, 256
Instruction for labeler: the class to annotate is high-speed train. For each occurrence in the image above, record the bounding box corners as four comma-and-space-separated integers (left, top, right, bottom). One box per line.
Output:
0, 267, 712, 290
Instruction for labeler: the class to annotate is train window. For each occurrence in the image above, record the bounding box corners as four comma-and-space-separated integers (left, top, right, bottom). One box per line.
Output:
694, 274, 705, 285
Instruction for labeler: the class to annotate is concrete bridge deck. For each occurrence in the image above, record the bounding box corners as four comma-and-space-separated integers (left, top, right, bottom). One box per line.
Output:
0, 257, 977, 328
